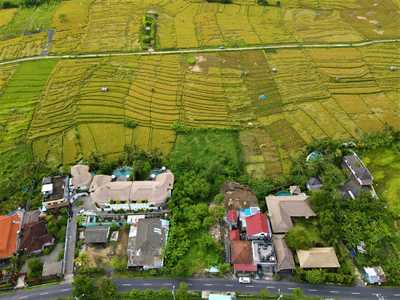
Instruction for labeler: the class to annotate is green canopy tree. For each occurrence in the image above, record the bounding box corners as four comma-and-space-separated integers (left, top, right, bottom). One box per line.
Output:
27, 258, 43, 281
72, 274, 97, 300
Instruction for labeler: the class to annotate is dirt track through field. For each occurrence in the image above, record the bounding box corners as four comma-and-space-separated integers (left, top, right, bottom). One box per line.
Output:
1, 38, 400, 66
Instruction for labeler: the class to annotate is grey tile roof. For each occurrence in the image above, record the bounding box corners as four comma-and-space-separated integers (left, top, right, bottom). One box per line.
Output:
127, 218, 168, 269
272, 235, 295, 272
85, 226, 110, 244
343, 154, 373, 185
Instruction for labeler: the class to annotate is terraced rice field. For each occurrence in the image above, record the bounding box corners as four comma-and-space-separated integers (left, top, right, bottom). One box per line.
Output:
0, 60, 57, 153
0, 0, 398, 59
47, 0, 400, 53
0, 9, 17, 28
0, 33, 47, 61
49, 0, 400, 52
1, 42, 400, 177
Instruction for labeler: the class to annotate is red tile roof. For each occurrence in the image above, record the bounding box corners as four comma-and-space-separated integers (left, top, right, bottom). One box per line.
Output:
245, 212, 270, 237
230, 240, 253, 265
229, 229, 240, 241
234, 264, 257, 272
0, 213, 21, 259
227, 210, 237, 223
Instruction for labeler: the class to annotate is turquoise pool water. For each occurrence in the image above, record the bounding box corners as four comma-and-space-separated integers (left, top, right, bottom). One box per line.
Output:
113, 167, 133, 178
275, 191, 291, 196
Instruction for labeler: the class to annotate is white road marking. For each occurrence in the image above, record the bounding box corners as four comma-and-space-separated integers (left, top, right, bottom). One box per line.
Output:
393, 294, 400, 297
246, 285, 255, 288
267, 286, 276, 289
122, 283, 132, 286
204, 283, 214, 286
225, 284, 234, 287
329, 290, 339, 294
163, 283, 172, 286
18, 296, 28, 300
61, 288, 71, 292
143, 283, 153, 286
308, 289, 318, 292
287, 287, 296, 290
351, 292, 361, 295
39, 292, 49, 296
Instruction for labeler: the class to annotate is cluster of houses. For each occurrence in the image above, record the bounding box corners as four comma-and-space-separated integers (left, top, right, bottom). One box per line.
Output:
0, 150, 385, 289
41, 164, 174, 213
223, 151, 385, 282
80, 214, 169, 270
66, 164, 173, 270
223, 182, 341, 278
306, 151, 376, 200
70, 164, 174, 211
223, 182, 275, 276
0, 209, 57, 283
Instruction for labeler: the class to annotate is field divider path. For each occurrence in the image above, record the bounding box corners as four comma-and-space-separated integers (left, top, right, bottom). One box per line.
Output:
1, 38, 400, 66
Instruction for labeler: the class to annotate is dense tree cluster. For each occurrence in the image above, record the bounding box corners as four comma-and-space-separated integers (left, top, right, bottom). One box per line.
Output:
0, 0, 59, 9
288, 128, 400, 285
72, 275, 116, 300
164, 130, 241, 276
0, 146, 53, 214
46, 208, 68, 242
285, 224, 320, 250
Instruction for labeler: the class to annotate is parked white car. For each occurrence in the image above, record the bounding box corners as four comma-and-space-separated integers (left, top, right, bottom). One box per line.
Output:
72, 192, 89, 201
238, 277, 251, 284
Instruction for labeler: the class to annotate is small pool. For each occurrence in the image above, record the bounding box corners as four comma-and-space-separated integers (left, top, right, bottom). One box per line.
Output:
241, 207, 260, 217
113, 166, 133, 178
306, 151, 323, 162
275, 191, 291, 196
243, 208, 252, 216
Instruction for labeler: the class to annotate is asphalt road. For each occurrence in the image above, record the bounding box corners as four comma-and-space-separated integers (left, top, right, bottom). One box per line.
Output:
63, 207, 78, 282
2, 278, 400, 300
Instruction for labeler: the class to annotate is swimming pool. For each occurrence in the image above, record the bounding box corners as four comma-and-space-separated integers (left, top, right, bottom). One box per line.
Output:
112, 166, 133, 178
275, 191, 291, 196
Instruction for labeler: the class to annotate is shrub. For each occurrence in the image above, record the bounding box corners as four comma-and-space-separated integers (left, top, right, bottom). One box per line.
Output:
1, 1, 18, 8
285, 224, 318, 250
124, 119, 137, 129
27, 258, 43, 281
111, 256, 127, 272
305, 269, 326, 284
171, 121, 189, 133
58, 13, 67, 23
186, 55, 196, 66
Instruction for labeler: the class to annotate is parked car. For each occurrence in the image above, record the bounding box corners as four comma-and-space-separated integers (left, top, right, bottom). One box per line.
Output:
72, 192, 89, 201
238, 277, 251, 284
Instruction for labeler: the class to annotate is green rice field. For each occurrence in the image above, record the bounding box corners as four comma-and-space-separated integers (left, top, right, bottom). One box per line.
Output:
363, 148, 400, 216
0, 42, 399, 177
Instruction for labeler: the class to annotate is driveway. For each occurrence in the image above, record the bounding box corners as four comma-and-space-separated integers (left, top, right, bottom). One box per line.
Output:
21, 243, 63, 273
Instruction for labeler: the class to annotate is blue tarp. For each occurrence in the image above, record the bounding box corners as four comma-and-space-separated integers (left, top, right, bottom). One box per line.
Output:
259, 94, 268, 101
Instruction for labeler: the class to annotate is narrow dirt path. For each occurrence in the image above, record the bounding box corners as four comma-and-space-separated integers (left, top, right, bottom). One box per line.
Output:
1, 38, 400, 66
